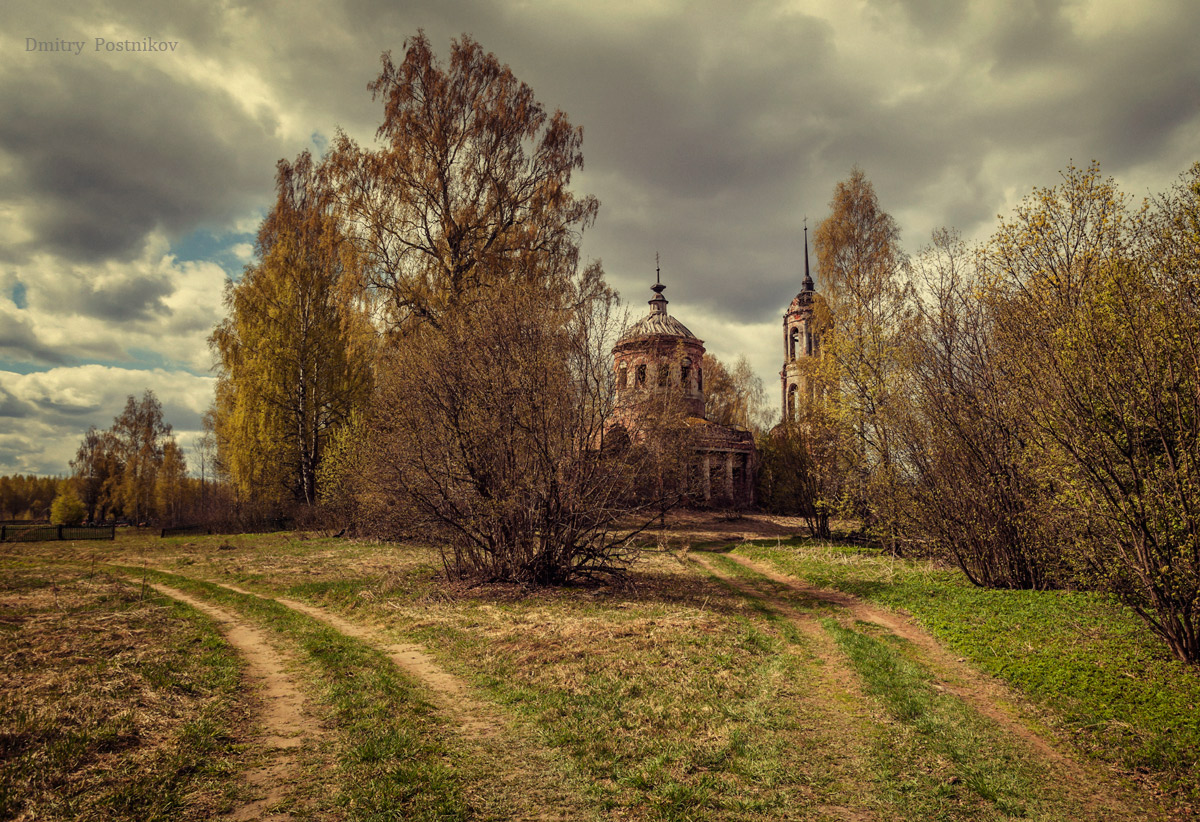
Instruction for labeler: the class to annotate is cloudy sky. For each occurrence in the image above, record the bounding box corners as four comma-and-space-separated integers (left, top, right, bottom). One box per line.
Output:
3, 0, 1198, 475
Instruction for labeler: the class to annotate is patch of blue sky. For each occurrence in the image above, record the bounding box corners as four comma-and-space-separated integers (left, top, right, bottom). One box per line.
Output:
0, 360, 49, 376
0, 348, 210, 378
10, 281, 27, 309
117, 348, 213, 376
172, 226, 258, 281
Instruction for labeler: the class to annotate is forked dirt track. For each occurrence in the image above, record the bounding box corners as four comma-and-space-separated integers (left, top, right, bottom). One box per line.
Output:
214, 580, 505, 738
148, 582, 312, 822
691, 551, 1143, 820
144, 542, 1149, 821
155, 573, 584, 821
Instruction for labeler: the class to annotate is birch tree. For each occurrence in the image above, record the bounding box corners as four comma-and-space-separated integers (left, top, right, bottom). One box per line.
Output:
813, 168, 913, 551
211, 151, 375, 507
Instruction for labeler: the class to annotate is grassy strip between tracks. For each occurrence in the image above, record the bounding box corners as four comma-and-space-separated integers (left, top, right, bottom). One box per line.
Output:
698, 551, 1073, 821
112, 564, 469, 822
735, 539, 1200, 806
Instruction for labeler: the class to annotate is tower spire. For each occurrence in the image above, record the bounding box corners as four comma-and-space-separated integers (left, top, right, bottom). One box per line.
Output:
650, 252, 668, 313
802, 218, 814, 292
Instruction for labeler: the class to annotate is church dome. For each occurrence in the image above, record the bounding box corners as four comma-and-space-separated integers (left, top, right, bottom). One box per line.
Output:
619, 309, 698, 342
787, 288, 815, 313
612, 271, 706, 419
617, 279, 700, 343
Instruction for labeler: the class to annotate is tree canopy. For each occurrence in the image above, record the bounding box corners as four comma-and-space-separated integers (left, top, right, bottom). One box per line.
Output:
69, 390, 181, 524
330, 31, 599, 331
211, 150, 375, 508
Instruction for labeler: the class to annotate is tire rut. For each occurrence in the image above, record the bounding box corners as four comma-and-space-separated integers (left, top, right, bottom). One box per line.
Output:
216, 581, 504, 738
192, 577, 588, 822
149, 582, 314, 821
703, 552, 1147, 820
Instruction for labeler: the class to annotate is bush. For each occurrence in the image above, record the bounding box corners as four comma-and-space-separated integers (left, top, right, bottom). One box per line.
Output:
49, 492, 87, 526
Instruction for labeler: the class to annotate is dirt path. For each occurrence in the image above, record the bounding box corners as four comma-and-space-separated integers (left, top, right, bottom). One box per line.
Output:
149, 583, 313, 821
214, 581, 504, 738
192, 578, 588, 821
693, 552, 1146, 821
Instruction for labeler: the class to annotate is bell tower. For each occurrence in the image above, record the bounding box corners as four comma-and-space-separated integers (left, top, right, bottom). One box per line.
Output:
780, 223, 819, 422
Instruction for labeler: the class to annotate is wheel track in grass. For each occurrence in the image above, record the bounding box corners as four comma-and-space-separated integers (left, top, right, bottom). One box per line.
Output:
688, 555, 893, 821
215, 579, 505, 738
156, 572, 588, 821
692, 551, 1152, 821
148, 582, 313, 822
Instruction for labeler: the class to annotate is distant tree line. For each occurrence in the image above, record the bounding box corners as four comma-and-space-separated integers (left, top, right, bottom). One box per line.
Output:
761, 162, 1200, 663
0, 475, 62, 521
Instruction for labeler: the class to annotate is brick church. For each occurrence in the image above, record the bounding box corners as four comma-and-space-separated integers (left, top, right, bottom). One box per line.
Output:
611, 230, 820, 509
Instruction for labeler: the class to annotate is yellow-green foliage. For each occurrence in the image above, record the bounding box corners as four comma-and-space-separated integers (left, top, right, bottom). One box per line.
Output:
812, 168, 913, 551
987, 162, 1200, 662
49, 490, 86, 526
210, 151, 375, 509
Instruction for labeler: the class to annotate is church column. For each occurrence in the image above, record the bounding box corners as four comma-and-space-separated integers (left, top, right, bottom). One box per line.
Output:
725, 452, 734, 499
702, 453, 712, 502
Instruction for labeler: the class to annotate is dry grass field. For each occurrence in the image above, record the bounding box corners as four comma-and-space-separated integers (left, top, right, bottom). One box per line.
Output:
2, 514, 1196, 821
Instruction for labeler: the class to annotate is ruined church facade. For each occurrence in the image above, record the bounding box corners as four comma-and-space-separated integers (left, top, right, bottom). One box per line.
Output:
611, 234, 820, 508
612, 276, 756, 507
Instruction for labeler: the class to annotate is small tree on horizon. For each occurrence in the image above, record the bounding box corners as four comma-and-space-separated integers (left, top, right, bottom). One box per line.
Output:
49, 490, 86, 527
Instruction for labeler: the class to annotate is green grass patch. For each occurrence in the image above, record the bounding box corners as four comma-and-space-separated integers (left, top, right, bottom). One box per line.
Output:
694, 551, 1084, 821
825, 619, 1038, 819
737, 540, 1200, 796
118, 566, 469, 822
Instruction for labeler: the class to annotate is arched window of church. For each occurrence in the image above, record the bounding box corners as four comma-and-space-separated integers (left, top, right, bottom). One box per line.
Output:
806, 330, 813, 356
697, 367, 703, 392
617, 364, 627, 390
787, 384, 798, 420
789, 327, 799, 360
636, 364, 646, 388
680, 360, 691, 388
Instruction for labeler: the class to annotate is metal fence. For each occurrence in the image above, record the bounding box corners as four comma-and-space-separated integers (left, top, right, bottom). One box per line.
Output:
0, 524, 116, 542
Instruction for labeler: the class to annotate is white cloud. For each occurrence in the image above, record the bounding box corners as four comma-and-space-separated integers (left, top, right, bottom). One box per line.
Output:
0, 365, 215, 475
4, 231, 227, 372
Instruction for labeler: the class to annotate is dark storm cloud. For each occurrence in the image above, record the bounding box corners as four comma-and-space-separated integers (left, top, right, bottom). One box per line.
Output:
0, 57, 282, 263
0, 385, 36, 418
437, 5, 850, 324
987, 0, 1078, 73
62, 268, 174, 322
0, 312, 68, 365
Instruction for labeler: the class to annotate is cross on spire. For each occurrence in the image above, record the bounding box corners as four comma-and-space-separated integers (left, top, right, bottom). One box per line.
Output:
650, 252, 668, 311
802, 218, 814, 292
